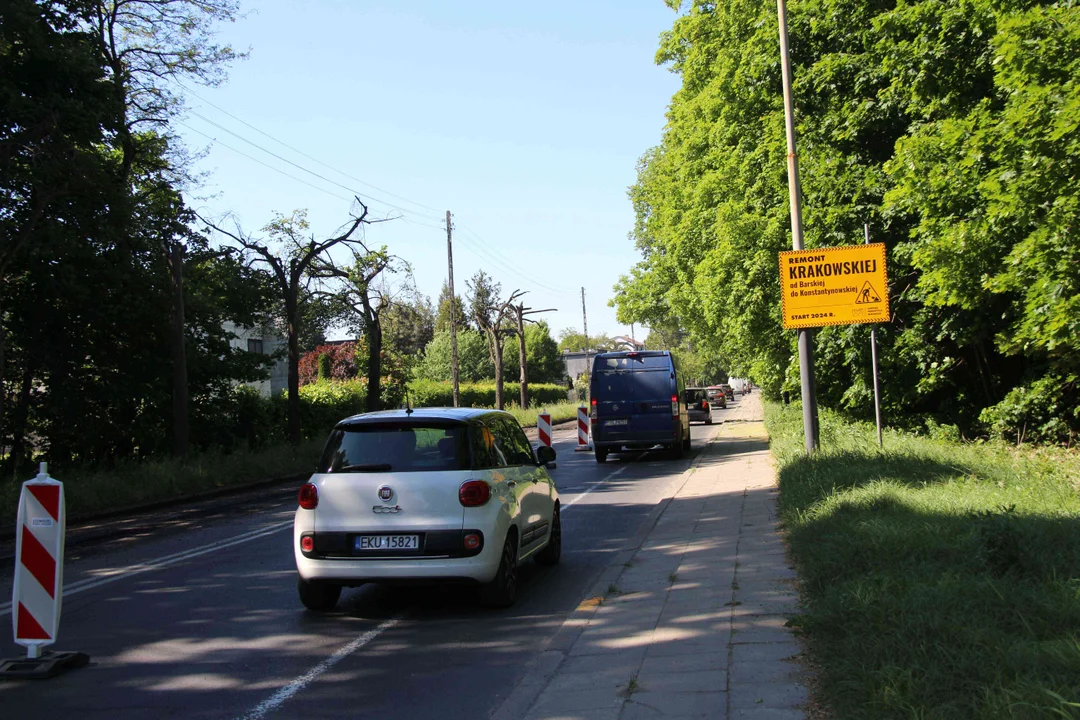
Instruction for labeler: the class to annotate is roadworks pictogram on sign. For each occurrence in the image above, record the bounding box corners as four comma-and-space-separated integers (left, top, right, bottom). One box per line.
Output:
854, 282, 882, 304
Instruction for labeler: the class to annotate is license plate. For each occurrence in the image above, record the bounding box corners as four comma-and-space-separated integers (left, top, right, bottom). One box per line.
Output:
354, 535, 419, 551
607, 419, 628, 426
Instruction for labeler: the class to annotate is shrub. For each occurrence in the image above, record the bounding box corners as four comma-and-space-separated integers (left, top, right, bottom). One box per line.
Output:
296, 380, 368, 438
299, 342, 361, 386
406, 380, 569, 408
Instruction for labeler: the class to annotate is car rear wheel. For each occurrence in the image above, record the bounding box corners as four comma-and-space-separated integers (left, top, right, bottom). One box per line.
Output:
298, 576, 341, 612
480, 534, 518, 607
535, 505, 561, 566
595, 448, 608, 463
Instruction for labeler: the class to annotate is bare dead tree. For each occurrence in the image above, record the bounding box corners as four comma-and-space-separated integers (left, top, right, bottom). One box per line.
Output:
468, 271, 525, 410
310, 244, 413, 413
202, 199, 376, 444
511, 301, 558, 410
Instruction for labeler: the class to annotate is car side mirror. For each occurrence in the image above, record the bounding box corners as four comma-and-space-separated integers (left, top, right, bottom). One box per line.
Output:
535, 445, 557, 468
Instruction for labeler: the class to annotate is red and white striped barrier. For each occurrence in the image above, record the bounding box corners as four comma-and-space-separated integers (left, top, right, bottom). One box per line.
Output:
537, 412, 552, 448
12, 463, 65, 660
574, 406, 592, 451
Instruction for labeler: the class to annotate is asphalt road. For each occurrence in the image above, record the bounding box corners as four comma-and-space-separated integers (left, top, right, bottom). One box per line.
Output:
0, 400, 742, 719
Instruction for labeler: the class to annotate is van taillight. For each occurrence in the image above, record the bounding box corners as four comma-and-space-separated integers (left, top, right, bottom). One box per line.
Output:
459, 480, 491, 507
298, 483, 319, 510
590, 397, 597, 419
671, 394, 680, 417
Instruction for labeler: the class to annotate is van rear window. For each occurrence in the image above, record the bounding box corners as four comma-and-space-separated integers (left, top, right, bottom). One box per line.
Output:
594, 368, 672, 401
599, 355, 670, 369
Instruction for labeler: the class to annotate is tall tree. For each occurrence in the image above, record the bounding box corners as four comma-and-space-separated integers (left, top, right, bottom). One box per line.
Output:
206, 202, 374, 444
435, 280, 468, 333
0, 0, 121, 462
312, 242, 410, 412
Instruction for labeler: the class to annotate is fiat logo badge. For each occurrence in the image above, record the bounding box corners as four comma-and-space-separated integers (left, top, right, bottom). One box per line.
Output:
378, 486, 394, 502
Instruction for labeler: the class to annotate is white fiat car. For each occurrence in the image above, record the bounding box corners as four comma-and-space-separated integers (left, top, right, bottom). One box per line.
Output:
294, 407, 561, 610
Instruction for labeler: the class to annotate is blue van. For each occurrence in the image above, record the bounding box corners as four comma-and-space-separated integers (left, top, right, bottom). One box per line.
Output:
589, 350, 690, 463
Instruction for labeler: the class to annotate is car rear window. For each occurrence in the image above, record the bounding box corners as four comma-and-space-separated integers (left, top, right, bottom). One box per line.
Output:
598, 354, 671, 370
684, 390, 707, 403
318, 422, 470, 473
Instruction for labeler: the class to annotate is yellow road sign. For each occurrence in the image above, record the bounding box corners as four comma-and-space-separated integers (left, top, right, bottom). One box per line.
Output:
779, 244, 890, 329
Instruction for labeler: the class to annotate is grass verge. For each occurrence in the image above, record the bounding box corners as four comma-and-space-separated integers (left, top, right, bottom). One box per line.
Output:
1, 439, 325, 530
505, 401, 583, 428
765, 401, 1080, 719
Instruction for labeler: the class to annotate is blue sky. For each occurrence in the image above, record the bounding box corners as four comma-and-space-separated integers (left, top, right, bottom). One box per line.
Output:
179, 0, 682, 341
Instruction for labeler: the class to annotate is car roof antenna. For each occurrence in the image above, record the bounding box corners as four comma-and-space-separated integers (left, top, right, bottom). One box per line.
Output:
404, 386, 414, 415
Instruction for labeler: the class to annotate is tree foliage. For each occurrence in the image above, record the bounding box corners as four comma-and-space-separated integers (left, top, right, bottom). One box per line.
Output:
615, 0, 1080, 442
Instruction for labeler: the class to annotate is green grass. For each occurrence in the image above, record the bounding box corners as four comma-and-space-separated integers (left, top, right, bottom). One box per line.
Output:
765, 401, 1080, 719
504, 401, 584, 429
1, 439, 325, 529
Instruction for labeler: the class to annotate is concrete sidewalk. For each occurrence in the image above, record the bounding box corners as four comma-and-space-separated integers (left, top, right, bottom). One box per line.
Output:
495, 394, 810, 720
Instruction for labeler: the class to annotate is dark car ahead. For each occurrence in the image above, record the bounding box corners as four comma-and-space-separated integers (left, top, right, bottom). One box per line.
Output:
685, 388, 713, 424
589, 350, 690, 463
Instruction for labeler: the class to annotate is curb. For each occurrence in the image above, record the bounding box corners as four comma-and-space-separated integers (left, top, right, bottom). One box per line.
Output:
491, 432, 719, 720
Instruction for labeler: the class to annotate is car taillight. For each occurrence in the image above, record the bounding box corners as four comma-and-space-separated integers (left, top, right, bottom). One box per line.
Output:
463, 533, 481, 550
701, 400, 708, 410
298, 482, 319, 510
300, 535, 314, 552
590, 397, 597, 419
459, 480, 491, 507
671, 394, 680, 417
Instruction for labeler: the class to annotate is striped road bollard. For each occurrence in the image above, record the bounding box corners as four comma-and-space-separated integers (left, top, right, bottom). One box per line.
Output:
537, 411, 552, 448
575, 406, 593, 452
1, 463, 88, 679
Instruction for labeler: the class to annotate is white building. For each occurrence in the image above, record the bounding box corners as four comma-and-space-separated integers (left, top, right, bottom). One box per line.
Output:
223, 322, 289, 398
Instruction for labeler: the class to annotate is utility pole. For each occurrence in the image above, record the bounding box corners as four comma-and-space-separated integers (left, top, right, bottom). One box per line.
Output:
446, 210, 460, 407
581, 287, 590, 403
777, 0, 819, 453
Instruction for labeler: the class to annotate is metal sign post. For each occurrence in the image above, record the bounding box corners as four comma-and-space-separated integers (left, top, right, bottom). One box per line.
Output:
866, 224, 883, 447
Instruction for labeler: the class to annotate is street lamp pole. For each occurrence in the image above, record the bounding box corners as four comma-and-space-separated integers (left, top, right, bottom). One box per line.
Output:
777, 0, 819, 452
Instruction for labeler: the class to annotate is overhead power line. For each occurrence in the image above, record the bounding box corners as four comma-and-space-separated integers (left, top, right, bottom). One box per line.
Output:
179, 122, 353, 204
173, 79, 445, 218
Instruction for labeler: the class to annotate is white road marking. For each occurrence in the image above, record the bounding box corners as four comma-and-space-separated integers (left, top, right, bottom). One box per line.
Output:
563, 466, 628, 509
236, 615, 405, 720
0, 519, 294, 617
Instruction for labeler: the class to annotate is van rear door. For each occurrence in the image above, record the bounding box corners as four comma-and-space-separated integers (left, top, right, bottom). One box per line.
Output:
593, 355, 674, 443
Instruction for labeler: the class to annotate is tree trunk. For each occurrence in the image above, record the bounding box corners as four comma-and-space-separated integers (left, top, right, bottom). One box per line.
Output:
167, 242, 189, 457
9, 361, 35, 478
286, 295, 302, 445
493, 335, 505, 410
518, 324, 528, 410
366, 315, 383, 412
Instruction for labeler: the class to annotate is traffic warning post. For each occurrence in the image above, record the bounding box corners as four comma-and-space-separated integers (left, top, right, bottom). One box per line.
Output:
779, 243, 890, 329
574, 406, 592, 452
537, 412, 552, 448
2, 462, 89, 679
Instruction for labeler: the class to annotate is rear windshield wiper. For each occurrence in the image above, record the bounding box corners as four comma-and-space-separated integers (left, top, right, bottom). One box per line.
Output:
335, 463, 392, 472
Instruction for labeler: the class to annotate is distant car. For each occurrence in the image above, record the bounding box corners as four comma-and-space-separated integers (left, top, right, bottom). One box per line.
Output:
294, 408, 560, 611
720, 384, 735, 401
684, 388, 713, 425
706, 386, 727, 409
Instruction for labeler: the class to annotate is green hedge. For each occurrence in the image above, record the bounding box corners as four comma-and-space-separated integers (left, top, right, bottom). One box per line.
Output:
407, 379, 569, 408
